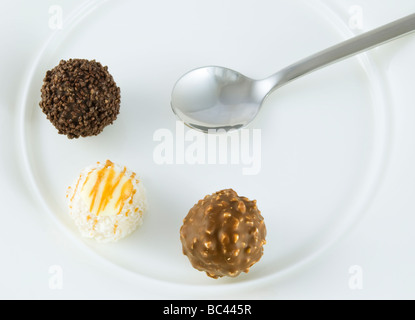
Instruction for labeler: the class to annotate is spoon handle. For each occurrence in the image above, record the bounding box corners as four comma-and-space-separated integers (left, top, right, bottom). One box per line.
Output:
265, 13, 415, 94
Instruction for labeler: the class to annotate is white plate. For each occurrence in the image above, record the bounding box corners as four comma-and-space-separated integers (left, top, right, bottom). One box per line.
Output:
19, 0, 390, 287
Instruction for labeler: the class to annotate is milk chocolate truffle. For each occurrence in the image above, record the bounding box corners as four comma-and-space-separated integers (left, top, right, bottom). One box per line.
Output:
39, 59, 121, 139
180, 189, 266, 278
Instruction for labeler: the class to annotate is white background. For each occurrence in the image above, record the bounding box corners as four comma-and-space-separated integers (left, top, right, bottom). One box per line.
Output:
1, 0, 414, 299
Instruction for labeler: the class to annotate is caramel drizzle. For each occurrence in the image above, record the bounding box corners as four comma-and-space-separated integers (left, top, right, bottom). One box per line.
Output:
115, 179, 131, 215
70, 175, 82, 202
84, 160, 134, 216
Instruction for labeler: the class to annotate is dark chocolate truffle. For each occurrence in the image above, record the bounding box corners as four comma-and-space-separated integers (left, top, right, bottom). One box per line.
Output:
180, 189, 266, 278
39, 59, 121, 139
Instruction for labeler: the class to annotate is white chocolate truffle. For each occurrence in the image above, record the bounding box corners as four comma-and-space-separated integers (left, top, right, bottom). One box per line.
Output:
66, 160, 147, 242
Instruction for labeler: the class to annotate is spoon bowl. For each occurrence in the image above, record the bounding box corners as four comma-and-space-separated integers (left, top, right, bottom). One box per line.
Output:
171, 66, 263, 133
171, 13, 415, 133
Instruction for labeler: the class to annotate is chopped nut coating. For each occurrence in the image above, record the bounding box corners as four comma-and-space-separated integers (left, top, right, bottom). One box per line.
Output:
180, 189, 266, 279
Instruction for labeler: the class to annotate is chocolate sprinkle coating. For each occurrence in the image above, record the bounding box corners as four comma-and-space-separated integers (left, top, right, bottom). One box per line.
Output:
180, 189, 266, 279
39, 59, 121, 139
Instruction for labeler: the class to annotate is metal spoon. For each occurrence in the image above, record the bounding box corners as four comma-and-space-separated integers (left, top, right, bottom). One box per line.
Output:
171, 13, 415, 133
